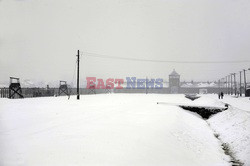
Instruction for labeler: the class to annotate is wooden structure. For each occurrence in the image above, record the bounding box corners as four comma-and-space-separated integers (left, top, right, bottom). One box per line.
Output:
88, 84, 96, 94
0, 88, 9, 98
58, 81, 70, 96
105, 85, 112, 94
9, 77, 24, 99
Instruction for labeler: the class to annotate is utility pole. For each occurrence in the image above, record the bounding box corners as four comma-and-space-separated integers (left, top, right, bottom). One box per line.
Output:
233, 73, 236, 95
218, 79, 221, 92
230, 74, 233, 95
77, 50, 80, 100
225, 76, 228, 94
225, 76, 227, 94
224, 77, 226, 93
243, 69, 247, 96
239, 71, 242, 96
227, 75, 230, 94
222, 78, 225, 93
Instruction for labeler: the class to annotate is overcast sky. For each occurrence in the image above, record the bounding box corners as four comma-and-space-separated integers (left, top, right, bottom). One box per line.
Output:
0, 0, 250, 86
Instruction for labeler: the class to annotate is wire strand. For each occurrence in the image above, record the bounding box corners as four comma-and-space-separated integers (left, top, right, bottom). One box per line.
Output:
82, 51, 250, 64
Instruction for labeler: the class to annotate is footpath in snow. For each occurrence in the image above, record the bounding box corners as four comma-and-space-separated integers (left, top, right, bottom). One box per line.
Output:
0, 94, 248, 166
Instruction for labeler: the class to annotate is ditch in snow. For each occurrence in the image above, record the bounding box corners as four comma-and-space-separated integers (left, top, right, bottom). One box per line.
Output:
179, 104, 243, 166
179, 104, 228, 119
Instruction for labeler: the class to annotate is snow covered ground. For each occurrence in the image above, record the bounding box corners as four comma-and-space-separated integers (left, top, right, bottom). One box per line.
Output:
0, 94, 249, 166
206, 94, 250, 166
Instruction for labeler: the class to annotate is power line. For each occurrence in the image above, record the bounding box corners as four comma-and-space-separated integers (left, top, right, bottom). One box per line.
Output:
82, 51, 250, 64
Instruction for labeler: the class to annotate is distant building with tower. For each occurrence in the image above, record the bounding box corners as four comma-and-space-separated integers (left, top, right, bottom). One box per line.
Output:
168, 69, 228, 94
169, 69, 180, 94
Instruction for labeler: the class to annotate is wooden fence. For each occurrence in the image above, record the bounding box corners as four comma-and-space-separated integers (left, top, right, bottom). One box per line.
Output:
0, 88, 9, 98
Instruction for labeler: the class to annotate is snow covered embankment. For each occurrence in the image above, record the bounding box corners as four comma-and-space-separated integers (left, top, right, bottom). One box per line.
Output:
177, 95, 250, 165
208, 106, 250, 166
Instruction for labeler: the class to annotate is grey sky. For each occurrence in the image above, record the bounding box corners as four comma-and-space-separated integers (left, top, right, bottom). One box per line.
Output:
0, 0, 250, 86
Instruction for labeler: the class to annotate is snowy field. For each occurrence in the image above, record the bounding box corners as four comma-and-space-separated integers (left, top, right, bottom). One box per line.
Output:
0, 94, 249, 166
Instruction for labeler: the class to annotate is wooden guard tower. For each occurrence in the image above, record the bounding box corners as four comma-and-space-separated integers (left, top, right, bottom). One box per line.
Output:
105, 85, 112, 94
9, 77, 24, 99
58, 81, 70, 96
88, 84, 96, 94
